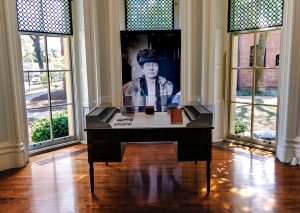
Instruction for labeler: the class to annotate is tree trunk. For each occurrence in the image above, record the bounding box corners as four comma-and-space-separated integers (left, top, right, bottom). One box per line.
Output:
255, 32, 268, 94
30, 36, 44, 69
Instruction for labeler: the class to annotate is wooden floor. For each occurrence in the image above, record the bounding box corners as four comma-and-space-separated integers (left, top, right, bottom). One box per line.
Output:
0, 142, 300, 213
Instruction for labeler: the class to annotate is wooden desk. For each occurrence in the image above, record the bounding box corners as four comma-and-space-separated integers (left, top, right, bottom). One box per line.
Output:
85, 105, 213, 194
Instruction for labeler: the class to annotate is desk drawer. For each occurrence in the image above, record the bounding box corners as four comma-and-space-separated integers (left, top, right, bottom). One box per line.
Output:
90, 139, 120, 149
87, 131, 120, 140
120, 129, 175, 142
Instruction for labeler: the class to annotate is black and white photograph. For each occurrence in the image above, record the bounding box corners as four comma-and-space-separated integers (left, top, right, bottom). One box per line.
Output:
121, 30, 181, 111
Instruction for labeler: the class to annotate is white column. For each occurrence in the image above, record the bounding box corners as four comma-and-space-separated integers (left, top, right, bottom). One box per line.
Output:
276, 0, 300, 164
181, 0, 226, 142
0, 0, 27, 171
74, 0, 123, 141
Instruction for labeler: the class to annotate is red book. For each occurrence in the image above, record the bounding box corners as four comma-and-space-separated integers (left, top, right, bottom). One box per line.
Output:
170, 108, 183, 124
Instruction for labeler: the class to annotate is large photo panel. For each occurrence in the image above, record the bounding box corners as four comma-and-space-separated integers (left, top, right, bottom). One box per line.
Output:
121, 30, 181, 111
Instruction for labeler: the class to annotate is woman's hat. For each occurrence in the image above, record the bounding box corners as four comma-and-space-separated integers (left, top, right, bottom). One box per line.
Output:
137, 49, 164, 66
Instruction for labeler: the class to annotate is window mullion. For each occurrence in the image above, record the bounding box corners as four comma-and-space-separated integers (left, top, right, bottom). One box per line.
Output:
44, 36, 54, 141
250, 33, 257, 139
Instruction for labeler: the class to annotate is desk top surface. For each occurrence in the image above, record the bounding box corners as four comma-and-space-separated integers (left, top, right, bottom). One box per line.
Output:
109, 112, 189, 129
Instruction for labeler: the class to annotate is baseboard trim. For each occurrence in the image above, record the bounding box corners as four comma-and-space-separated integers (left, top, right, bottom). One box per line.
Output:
276, 138, 300, 164
224, 138, 276, 152
29, 140, 81, 157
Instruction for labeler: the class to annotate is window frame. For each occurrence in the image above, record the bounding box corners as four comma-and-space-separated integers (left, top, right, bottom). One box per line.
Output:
19, 32, 76, 152
228, 27, 281, 149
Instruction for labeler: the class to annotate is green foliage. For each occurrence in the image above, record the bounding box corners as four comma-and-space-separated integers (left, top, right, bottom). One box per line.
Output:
52, 111, 69, 139
235, 118, 246, 134
31, 117, 51, 142
31, 111, 69, 142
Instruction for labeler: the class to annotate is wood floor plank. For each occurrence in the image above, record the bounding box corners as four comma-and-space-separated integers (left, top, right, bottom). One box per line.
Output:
0, 143, 300, 212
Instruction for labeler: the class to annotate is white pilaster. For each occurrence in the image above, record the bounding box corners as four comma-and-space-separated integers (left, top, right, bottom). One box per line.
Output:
276, 0, 300, 164
0, 0, 27, 171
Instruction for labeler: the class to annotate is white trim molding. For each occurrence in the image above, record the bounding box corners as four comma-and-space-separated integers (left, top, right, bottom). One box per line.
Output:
276, 0, 300, 163
0, 142, 26, 171
276, 138, 300, 165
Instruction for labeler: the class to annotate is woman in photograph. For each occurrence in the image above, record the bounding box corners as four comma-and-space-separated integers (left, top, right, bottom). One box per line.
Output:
123, 49, 173, 112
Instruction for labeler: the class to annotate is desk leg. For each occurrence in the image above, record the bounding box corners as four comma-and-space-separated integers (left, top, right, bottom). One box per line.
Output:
206, 160, 211, 195
89, 162, 94, 194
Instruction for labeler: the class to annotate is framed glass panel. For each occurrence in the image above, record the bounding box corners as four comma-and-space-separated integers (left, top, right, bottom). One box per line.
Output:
47, 37, 70, 70
254, 69, 279, 105
255, 30, 281, 67
21, 35, 46, 71
230, 103, 252, 137
253, 106, 277, 141
231, 33, 254, 68
49, 72, 73, 105
231, 69, 253, 103
25, 71, 49, 109
27, 108, 51, 143
51, 105, 74, 139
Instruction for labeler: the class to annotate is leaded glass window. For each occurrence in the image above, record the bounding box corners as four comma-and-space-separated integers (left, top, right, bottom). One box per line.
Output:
16, 0, 73, 35
228, 0, 284, 32
126, 0, 174, 31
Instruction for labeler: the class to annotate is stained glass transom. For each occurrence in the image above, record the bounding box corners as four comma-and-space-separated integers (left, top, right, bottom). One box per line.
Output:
16, 0, 72, 35
228, 0, 283, 32
126, 0, 174, 31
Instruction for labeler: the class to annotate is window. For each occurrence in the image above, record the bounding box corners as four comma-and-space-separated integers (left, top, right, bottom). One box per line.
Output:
126, 0, 174, 30
228, 0, 283, 149
21, 35, 75, 151
228, 0, 284, 32
17, 0, 75, 151
229, 30, 281, 147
